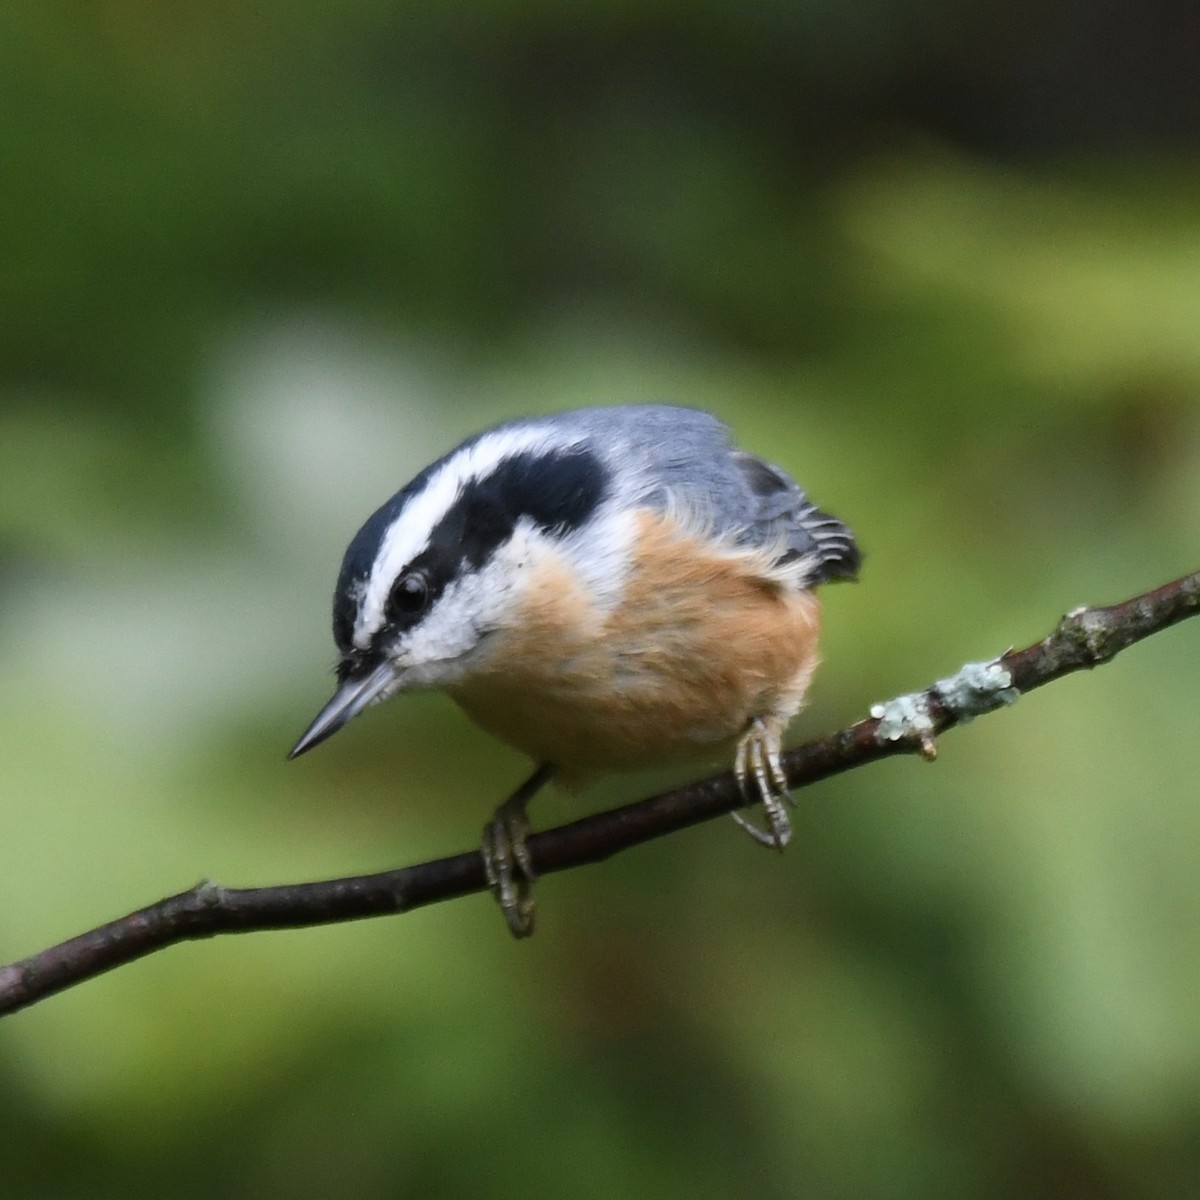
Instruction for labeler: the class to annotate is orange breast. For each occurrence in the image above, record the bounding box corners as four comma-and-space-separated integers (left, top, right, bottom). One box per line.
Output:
446, 510, 821, 773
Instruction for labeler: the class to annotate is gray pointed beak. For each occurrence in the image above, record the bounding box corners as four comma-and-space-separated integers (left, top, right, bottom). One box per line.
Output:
288, 659, 401, 760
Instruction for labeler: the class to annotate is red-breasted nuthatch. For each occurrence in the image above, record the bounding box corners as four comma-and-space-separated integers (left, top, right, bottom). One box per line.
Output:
289, 404, 860, 936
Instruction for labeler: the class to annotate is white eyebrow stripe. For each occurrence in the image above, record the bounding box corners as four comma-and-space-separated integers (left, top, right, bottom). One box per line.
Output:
354, 422, 566, 646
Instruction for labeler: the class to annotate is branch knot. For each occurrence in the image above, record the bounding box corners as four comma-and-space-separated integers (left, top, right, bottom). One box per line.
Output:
1, 568, 1196, 1016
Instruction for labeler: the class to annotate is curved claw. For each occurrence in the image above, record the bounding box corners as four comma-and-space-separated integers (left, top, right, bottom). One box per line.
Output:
482, 808, 536, 937
730, 806, 791, 849
480, 764, 553, 938
731, 718, 794, 851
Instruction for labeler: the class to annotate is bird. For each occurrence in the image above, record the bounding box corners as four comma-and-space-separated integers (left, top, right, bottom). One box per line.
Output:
289, 403, 860, 936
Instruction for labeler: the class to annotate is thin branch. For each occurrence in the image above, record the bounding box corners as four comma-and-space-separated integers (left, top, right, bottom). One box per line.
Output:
2, 569, 1198, 1017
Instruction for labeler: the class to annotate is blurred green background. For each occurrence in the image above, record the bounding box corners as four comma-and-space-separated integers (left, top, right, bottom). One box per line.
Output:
2, 3, 1200, 1197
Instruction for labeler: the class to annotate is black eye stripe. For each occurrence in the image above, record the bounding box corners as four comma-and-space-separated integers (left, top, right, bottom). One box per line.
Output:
330, 435, 490, 652
396, 447, 606, 624
332, 444, 608, 653
451, 447, 607, 568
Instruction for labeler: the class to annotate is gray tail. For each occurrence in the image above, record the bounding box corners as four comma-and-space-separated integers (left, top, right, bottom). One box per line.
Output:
801, 505, 861, 584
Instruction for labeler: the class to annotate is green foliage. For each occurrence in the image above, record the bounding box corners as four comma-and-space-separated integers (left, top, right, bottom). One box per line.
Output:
1, 4, 1199, 1198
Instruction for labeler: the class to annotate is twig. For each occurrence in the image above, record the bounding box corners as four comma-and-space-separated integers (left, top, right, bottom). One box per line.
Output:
2, 570, 1197, 1017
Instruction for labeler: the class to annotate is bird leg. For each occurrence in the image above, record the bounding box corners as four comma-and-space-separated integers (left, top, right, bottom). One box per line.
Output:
481, 763, 555, 938
731, 717, 794, 850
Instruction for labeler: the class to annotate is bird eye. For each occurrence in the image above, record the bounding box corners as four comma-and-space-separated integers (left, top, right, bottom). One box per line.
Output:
389, 571, 429, 618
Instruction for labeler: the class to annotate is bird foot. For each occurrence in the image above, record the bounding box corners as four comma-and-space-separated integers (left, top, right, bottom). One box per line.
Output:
731, 718, 794, 850
481, 765, 552, 938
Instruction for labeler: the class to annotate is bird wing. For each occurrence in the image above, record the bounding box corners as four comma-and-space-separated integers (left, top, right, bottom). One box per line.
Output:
728, 450, 861, 585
